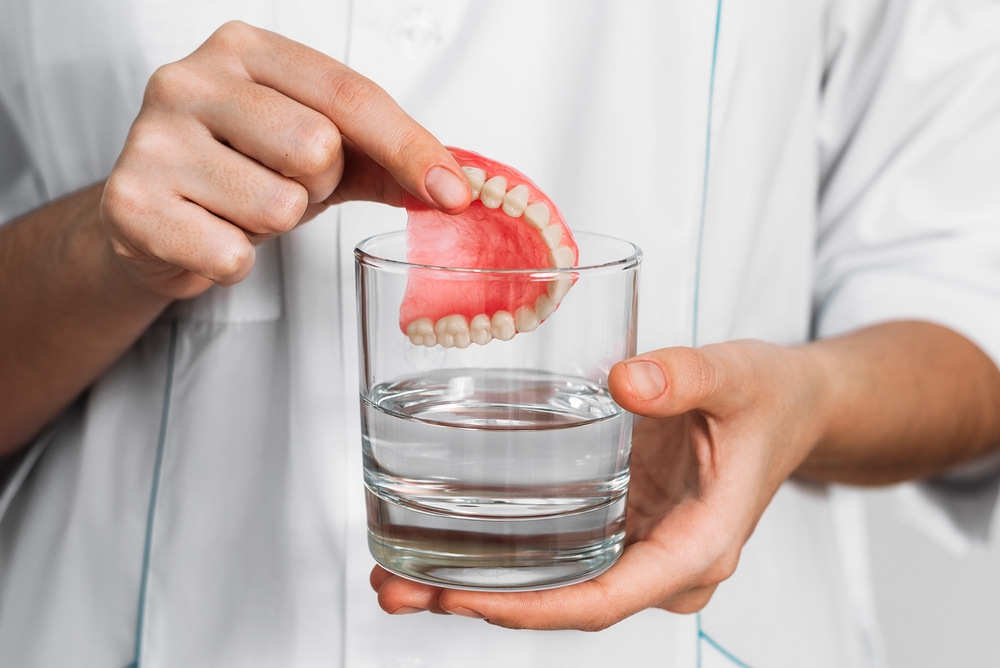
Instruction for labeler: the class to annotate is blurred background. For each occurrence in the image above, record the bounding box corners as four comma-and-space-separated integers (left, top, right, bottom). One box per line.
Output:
867, 489, 1000, 667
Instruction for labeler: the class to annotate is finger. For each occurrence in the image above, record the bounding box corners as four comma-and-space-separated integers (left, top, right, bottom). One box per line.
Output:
433, 541, 701, 631
188, 76, 346, 203
103, 173, 255, 286
376, 573, 447, 615
168, 129, 309, 236
369, 565, 395, 592
608, 346, 733, 418
322, 136, 405, 207
203, 21, 470, 212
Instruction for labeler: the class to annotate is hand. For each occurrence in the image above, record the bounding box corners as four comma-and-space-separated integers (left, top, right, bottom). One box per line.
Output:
101, 20, 471, 300
370, 340, 827, 629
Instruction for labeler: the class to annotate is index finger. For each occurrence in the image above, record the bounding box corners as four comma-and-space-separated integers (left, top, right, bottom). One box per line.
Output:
211, 22, 470, 212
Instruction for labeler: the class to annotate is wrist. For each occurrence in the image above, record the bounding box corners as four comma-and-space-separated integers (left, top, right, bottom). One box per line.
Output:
789, 337, 851, 477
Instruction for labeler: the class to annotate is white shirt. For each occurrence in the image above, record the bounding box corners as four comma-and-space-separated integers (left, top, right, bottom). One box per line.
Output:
2, 1, 999, 667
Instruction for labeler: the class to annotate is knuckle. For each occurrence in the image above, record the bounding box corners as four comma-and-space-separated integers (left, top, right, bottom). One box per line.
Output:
665, 590, 715, 615
703, 548, 741, 585
677, 347, 718, 403
211, 20, 255, 49
144, 63, 191, 108
212, 242, 254, 284
295, 119, 342, 178
101, 172, 146, 225
321, 70, 379, 119
265, 183, 308, 233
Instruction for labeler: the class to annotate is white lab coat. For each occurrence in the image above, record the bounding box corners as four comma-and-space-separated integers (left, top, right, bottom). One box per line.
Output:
2, 1, 999, 667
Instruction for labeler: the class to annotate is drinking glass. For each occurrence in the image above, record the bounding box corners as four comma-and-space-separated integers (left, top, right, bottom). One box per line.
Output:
355, 231, 641, 591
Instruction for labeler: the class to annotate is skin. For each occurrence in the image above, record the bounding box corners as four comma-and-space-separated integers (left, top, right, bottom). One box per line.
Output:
2, 21, 1000, 632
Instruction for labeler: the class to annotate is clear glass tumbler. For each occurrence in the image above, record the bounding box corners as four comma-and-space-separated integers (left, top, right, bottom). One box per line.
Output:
355, 231, 641, 591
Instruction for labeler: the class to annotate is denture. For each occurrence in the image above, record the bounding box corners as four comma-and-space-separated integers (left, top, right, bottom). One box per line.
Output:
400, 148, 578, 348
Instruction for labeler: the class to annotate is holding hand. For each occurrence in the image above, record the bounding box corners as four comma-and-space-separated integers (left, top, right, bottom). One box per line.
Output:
101, 20, 471, 300
372, 339, 825, 629
372, 322, 1000, 629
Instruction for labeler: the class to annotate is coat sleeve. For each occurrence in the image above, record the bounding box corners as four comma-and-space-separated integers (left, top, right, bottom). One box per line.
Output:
816, 0, 1000, 548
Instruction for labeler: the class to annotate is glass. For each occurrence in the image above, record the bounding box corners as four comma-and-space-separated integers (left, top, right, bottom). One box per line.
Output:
355, 231, 641, 591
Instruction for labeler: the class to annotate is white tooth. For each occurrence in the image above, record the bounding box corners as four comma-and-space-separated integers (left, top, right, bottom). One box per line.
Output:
462, 166, 486, 199
548, 246, 575, 268
480, 176, 507, 209
540, 224, 563, 249
407, 318, 436, 346
491, 311, 516, 341
502, 185, 530, 217
470, 314, 493, 345
523, 202, 550, 230
435, 317, 455, 348
548, 275, 572, 303
535, 294, 555, 320
441, 313, 472, 348
514, 306, 540, 332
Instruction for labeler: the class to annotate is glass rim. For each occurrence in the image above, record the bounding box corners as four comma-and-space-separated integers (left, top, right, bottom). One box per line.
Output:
354, 231, 642, 275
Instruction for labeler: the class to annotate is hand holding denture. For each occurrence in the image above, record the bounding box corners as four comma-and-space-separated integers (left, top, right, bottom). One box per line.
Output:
99, 21, 471, 300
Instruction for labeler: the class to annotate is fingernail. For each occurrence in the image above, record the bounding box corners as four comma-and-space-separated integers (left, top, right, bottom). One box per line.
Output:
448, 607, 486, 619
391, 606, 425, 615
625, 361, 666, 400
425, 166, 469, 210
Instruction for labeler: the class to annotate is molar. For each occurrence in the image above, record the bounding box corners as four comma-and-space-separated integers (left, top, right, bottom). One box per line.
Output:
406, 317, 437, 347
523, 202, 550, 230
470, 314, 493, 345
548, 246, 575, 268
540, 224, 563, 249
462, 166, 486, 199
480, 176, 507, 209
434, 314, 471, 349
491, 311, 516, 341
514, 306, 540, 333
502, 185, 530, 217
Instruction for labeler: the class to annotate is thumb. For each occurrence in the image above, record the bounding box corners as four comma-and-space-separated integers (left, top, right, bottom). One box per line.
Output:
609, 346, 734, 418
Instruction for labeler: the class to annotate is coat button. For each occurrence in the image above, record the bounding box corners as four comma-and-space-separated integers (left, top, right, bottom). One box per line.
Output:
389, 8, 443, 58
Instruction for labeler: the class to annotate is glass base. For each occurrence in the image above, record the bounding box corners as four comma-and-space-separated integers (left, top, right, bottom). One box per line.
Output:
366, 491, 626, 592
369, 531, 623, 592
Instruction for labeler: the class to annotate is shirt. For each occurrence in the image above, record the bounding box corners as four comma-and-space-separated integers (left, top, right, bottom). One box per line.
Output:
2, 1, 999, 666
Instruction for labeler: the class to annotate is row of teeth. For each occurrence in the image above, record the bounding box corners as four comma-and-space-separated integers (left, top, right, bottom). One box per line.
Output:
461, 166, 575, 269
406, 275, 573, 348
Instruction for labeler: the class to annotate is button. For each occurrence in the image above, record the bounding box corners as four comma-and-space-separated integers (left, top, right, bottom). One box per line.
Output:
389, 8, 443, 59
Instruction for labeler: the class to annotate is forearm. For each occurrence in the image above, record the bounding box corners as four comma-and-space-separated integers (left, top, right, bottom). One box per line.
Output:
0, 183, 171, 456
798, 321, 1000, 485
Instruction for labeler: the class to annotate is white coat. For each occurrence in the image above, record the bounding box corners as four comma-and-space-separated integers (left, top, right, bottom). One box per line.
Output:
2, 1, 1000, 667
